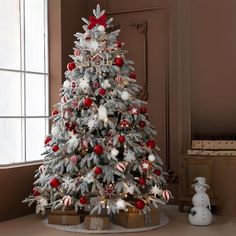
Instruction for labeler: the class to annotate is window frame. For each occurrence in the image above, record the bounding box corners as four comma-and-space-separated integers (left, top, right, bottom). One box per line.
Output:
0, 0, 49, 166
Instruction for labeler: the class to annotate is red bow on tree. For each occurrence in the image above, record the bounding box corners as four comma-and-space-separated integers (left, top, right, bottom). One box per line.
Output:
88, 14, 107, 30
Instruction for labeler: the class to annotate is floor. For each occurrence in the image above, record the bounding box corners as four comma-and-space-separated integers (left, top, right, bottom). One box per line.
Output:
0, 205, 236, 236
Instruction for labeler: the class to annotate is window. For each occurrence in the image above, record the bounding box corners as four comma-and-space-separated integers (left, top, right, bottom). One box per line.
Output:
0, 0, 49, 164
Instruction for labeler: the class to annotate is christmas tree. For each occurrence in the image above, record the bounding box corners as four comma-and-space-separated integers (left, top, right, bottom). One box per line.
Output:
24, 5, 171, 216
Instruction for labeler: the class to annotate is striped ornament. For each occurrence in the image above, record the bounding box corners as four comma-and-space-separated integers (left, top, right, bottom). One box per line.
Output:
62, 196, 72, 206
116, 162, 126, 172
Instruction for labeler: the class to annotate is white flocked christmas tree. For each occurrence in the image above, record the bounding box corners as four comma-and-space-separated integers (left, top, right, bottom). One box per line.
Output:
24, 4, 172, 216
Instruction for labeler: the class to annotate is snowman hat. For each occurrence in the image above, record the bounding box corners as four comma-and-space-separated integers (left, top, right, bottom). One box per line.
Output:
191, 177, 209, 188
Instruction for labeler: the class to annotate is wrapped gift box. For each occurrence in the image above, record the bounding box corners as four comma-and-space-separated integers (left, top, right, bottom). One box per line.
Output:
48, 214, 80, 225
187, 149, 236, 156
112, 207, 159, 228
84, 215, 110, 230
192, 140, 236, 150
50, 209, 78, 215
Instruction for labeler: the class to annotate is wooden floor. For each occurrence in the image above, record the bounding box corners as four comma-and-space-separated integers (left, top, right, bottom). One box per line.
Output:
0, 205, 236, 236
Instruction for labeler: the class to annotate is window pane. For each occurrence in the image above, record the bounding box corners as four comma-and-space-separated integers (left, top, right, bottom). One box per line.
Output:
26, 118, 47, 161
26, 74, 46, 116
0, 71, 22, 116
0, 0, 21, 70
25, 0, 45, 72
0, 118, 22, 164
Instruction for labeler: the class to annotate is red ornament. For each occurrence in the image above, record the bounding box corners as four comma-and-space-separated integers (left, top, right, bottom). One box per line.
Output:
138, 178, 146, 185
50, 178, 60, 188
94, 166, 103, 175
129, 107, 139, 115
135, 199, 145, 209
99, 88, 106, 96
139, 121, 146, 128
141, 160, 151, 171
67, 62, 76, 71
146, 139, 156, 149
140, 107, 147, 114
84, 98, 93, 107
114, 57, 124, 67
129, 72, 136, 80
79, 196, 88, 205
119, 119, 130, 129
52, 144, 59, 152
32, 187, 40, 196
51, 109, 59, 116
118, 135, 126, 143
154, 169, 161, 176
115, 41, 122, 48
44, 136, 52, 145
88, 14, 107, 30
93, 144, 103, 155
72, 100, 78, 108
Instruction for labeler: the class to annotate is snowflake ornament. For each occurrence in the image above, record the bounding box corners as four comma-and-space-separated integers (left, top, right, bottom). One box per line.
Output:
67, 135, 79, 152
104, 184, 115, 198
124, 150, 136, 162
62, 176, 76, 193
87, 116, 98, 131
150, 185, 163, 197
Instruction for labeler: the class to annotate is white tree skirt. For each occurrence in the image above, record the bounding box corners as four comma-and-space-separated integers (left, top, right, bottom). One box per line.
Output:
44, 213, 169, 234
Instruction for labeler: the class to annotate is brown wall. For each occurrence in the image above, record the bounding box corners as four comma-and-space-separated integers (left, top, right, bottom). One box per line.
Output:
190, 0, 236, 136
0, 164, 39, 221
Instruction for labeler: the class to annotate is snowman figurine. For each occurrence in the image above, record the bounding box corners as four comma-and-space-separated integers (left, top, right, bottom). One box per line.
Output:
188, 177, 212, 226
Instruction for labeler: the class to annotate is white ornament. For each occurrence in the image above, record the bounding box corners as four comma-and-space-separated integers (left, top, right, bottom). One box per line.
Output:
116, 162, 126, 172
51, 125, 60, 138
101, 79, 111, 89
97, 25, 105, 32
62, 196, 72, 206
188, 177, 212, 226
124, 150, 136, 162
98, 105, 108, 121
150, 185, 163, 197
121, 91, 130, 100
63, 80, 71, 88
116, 198, 126, 210
79, 76, 90, 90
111, 148, 119, 157
148, 154, 156, 162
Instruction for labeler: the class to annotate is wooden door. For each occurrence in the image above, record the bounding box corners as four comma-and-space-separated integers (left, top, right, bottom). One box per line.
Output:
108, 8, 169, 166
